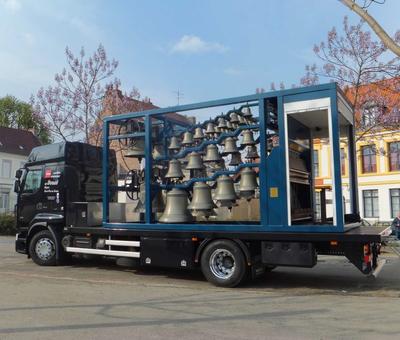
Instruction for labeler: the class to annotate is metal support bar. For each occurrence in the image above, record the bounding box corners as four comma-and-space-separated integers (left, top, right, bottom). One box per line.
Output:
108, 132, 146, 140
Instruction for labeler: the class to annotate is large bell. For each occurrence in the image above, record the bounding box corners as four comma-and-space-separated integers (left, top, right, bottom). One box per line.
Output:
193, 127, 204, 140
222, 137, 238, 155
168, 136, 181, 150
205, 122, 216, 135
245, 145, 259, 159
159, 188, 193, 223
203, 144, 221, 162
217, 117, 227, 130
213, 175, 237, 208
242, 106, 252, 118
239, 167, 258, 199
241, 129, 256, 146
165, 159, 184, 179
229, 112, 239, 124
188, 182, 216, 216
182, 131, 194, 145
186, 152, 204, 170
229, 152, 242, 166
125, 138, 145, 158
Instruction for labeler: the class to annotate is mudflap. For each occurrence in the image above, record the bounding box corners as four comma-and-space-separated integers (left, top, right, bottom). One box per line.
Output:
344, 242, 383, 276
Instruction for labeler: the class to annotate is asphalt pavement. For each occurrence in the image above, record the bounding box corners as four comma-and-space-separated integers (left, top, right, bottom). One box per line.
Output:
0, 236, 399, 340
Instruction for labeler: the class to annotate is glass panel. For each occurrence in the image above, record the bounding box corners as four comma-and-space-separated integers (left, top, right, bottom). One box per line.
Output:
23, 170, 42, 193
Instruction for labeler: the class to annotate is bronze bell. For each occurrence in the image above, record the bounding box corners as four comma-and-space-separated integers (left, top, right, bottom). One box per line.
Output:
217, 117, 227, 130
186, 152, 204, 170
205, 122, 216, 135
226, 121, 234, 130
222, 137, 238, 155
203, 144, 221, 162
193, 127, 204, 140
152, 144, 165, 159
229, 152, 242, 166
245, 145, 259, 159
237, 114, 246, 125
134, 185, 165, 213
125, 138, 145, 158
159, 188, 193, 223
229, 112, 239, 124
182, 131, 194, 145
239, 167, 258, 199
168, 136, 181, 150
241, 129, 256, 146
242, 106, 252, 118
188, 182, 216, 216
213, 175, 237, 207
165, 159, 184, 179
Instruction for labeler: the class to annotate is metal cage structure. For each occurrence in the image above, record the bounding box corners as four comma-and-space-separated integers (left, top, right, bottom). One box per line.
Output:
102, 82, 358, 233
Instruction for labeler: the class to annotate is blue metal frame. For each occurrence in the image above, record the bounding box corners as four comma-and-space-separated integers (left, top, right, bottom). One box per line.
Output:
102, 83, 352, 233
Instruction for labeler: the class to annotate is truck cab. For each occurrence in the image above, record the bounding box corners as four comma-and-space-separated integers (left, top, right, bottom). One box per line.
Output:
14, 142, 115, 263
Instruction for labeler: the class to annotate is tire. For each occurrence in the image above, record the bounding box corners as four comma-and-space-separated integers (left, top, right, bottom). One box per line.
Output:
201, 239, 247, 287
29, 230, 57, 266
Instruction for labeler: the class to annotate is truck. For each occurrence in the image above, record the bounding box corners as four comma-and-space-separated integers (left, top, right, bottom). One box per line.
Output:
14, 83, 390, 287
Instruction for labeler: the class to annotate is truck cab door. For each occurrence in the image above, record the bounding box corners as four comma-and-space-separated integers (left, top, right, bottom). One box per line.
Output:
17, 167, 43, 229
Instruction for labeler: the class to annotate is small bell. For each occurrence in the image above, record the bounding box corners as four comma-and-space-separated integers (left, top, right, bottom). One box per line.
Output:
205, 122, 216, 135
152, 144, 165, 159
186, 152, 204, 170
239, 167, 258, 199
237, 115, 246, 125
165, 159, 184, 179
222, 137, 239, 155
193, 127, 204, 140
226, 121, 234, 130
229, 152, 242, 166
213, 175, 237, 208
182, 131, 194, 145
229, 112, 239, 124
217, 117, 227, 130
159, 189, 193, 223
134, 186, 165, 213
188, 182, 216, 216
242, 106, 252, 118
245, 145, 259, 159
203, 144, 221, 162
168, 136, 181, 150
241, 130, 256, 146
125, 138, 145, 158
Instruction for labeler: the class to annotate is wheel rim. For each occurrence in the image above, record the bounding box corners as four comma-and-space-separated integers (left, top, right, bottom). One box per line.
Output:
209, 248, 235, 280
35, 238, 55, 261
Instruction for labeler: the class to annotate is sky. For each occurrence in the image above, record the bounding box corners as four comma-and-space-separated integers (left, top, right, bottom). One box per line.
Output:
1, 0, 400, 108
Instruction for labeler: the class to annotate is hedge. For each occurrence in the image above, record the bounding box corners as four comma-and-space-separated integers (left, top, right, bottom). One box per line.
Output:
0, 213, 16, 235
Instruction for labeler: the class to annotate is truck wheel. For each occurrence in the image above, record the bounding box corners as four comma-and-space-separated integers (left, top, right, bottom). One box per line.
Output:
29, 230, 57, 266
201, 240, 247, 287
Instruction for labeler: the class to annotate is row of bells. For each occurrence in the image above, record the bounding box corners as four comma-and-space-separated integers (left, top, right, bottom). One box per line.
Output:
159, 167, 259, 223
164, 144, 259, 179
125, 106, 255, 158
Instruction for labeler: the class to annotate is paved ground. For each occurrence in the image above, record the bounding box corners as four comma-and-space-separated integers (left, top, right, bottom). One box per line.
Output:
1, 236, 400, 340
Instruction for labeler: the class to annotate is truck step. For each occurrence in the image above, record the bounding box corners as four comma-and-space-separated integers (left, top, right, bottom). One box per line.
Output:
105, 240, 140, 247
66, 247, 140, 258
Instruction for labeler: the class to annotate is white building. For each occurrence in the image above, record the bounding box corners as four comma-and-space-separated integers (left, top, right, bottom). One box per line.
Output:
0, 126, 41, 214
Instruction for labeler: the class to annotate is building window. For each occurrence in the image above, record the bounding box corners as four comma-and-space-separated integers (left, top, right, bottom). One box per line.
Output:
362, 104, 384, 127
314, 191, 321, 221
340, 148, 346, 175
313, 150, 319, 177
1, 160, 12, 178
391, 189, 400, 219
388, 142, 400, 172
361, 145, 376, 173
0, 191, 10, 212
363, 190, 379, 218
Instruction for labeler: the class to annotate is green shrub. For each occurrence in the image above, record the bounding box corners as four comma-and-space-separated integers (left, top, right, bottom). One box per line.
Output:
0, 213, 16, 235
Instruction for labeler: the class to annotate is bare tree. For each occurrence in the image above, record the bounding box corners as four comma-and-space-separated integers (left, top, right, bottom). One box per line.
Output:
301, 17, 400, 140
32, 44, 119, 142
340, 0, 400, 57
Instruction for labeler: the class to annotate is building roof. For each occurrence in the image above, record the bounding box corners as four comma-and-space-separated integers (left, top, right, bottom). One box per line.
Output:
0, 126, 41, 156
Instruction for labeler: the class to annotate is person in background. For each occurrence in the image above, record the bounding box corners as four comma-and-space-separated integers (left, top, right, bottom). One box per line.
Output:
392, 212, 400, 239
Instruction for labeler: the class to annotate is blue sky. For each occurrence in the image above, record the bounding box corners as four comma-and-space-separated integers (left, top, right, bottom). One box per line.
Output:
1, 0, 399, 107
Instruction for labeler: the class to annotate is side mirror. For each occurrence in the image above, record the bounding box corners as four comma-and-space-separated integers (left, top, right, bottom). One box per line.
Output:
14, 180, 20, 193
15, 169, 23, 179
